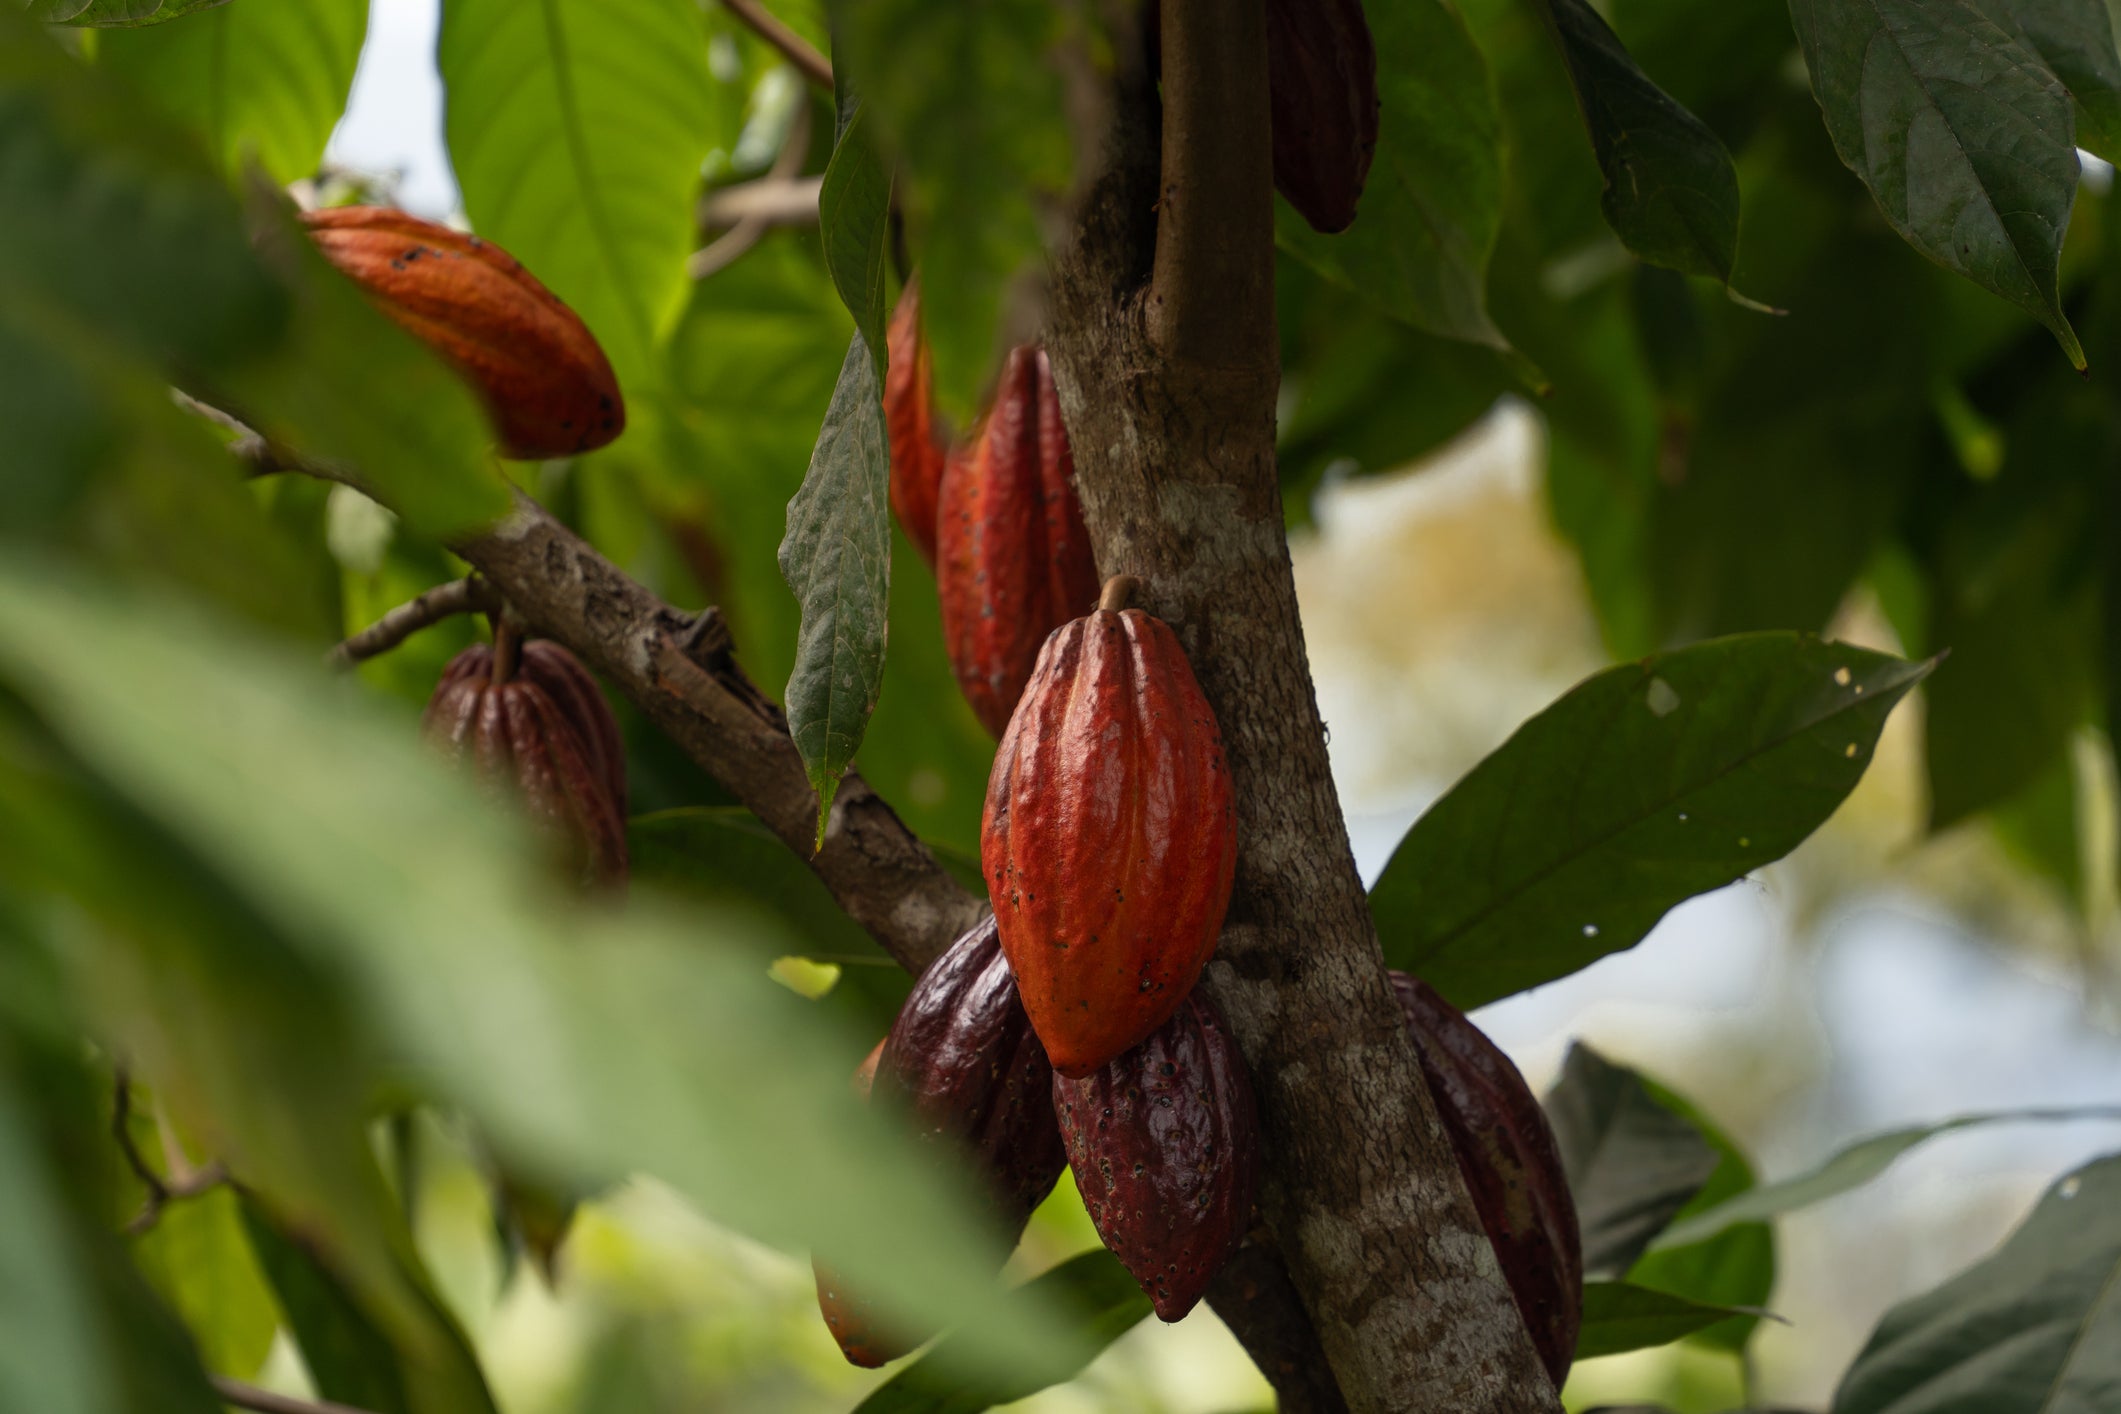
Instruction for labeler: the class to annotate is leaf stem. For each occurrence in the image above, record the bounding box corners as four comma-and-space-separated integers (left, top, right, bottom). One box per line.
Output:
327, 578, 501, 670
718, 0, 832, 92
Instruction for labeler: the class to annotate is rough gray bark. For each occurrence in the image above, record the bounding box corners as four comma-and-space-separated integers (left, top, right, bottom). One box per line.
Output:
1040, 2, 1561, 1409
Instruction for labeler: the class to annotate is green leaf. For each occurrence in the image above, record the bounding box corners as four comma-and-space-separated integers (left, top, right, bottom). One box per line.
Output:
1276, 0, 1510, 349
1546, 1043, 1721, 1277
438, 0, 717, 392
97, 0, 369, 183
1982, 0, 2121, 160
1370, 633, 1932, 1009
820, 100, 892, 372
1990, 748, 2087, 910
1575, 1281, 1764, 1361
1539, 0, 1747, 285
33, 0, 229, 27
1657, 1108, 2121, 1250
853, 1250, 1152, 1414
131, 1187, 281, 1382
780, 332, 893, 844
829, 0, 1074, 415
1789, 0, 2086, 367
1623, 1078, 1774, 1352
1832, 1153, 2121, 1413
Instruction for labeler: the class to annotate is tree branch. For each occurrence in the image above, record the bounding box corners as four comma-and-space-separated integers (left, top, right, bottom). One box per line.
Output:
211, 1376, 379, 1414
328, 577, 500, 670
112, 1069, 227, 1237
718, 0, 833, 92
697, 175, 823, 231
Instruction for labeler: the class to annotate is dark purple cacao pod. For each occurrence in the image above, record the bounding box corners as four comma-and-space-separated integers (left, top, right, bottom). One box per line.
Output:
1266, 0, 1380, 233
1391, 971, 1582, 1388
1052, 989, 1259, 1321
424, 639, 628, 885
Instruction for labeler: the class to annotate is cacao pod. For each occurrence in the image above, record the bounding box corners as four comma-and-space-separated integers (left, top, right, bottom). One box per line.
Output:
424, 638, 629, 884
983, 591, 1237, 1076
936, 344, 1100, 737
884, 279, 948, 568
1391, 971, 1582, 1388
1266, 0, 1380, 234
302, 206, 625, 460
1051, 990, 1259, 1322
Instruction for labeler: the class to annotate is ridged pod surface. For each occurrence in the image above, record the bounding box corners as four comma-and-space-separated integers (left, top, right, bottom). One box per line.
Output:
302, 206, 625, 459
983, 602, 1237, 1076
1391, 971, 1583, 1387
936, 345, 1100, 737
423, 639, 628, 884
883, 280, 948, 567
1051, 991, 1259, 1321
1266, 0, 1380, 233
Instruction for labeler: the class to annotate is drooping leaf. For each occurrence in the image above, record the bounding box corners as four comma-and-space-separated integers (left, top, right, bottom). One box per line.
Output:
1788, 0, 2086, 367
780, 332, 893, 844
97, 0, 369, 183
1832, 1153, 2121, 1414
1277, 0, 1511, 350
1575, 1281, 1764, 1361
819, 99, 893, 371
131, 1187, 281, 1382
1369, 633, 1932, 1009
1538, 0, 1747, 286
1546, 1043, 1722, 1277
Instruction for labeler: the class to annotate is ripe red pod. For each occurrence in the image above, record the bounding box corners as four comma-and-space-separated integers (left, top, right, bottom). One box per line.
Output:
1266, 0, 1380, 234
983, 582, 1238, 1076
302, 206, 625, 459
936, 345, 1100, 737
884, 280, 949, 567
1051, 990, 1259, 1321
1391, 971, 1583, 1388
424, 637, 628, 884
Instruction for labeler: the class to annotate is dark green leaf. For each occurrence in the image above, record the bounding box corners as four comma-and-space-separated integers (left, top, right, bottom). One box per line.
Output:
1983, 0, 2121, 159
1789, 0, 2086, 367
780, 332, 892, 844
1623, 1078, 1774, 1352
853, 1251, 1152, 1414
819, 101, 892, 371
1539, 0, 1746, 284
97, 0, 369, 183
1277, 0, 1510, 349
1370, 633, 1932, 1008
239, 1196, 417, 1414
1546, 1044, 1721, 1277
33, 0, 229, 27
1575, 1280, 1763, 1360
1990, 749, 2087, 910
1833, 1153, 2121, 1413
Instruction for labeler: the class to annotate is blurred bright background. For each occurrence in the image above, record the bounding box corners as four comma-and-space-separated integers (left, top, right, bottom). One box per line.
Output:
315, 3, 2121, 1410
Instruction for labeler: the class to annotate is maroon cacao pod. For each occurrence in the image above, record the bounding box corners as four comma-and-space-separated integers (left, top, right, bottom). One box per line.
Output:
1266, 0, 1380, 233
424, 639, 628, 884
983, 590, 1238, 1077
1051, 990, 1258, 1322
1391, 971, 1582, 1387
936, 344, 1100, 737
884, 279, 949, 568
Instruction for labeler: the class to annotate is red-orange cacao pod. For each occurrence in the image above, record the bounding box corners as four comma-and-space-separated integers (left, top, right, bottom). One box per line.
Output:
424, 639, 629, 884
884, 280, 948, 567
1051, 990, 1259, 1321
982, 595, 1237, 1076
1266, 0, 1380, 233
302, 206, 624, 459
936, 345, 1100, 737
1391, 971, 1582, 1387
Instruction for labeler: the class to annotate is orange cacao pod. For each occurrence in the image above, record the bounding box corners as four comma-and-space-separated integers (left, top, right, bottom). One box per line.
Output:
1051, 990, 1259, 1321
936, 345, 1100, 737
424, 639, 629, 884
302, 206, 624, 460
1391, 971, 1582, 1387
1267, 0, 1380, 233
884, 280, 948, 567
982, 594, 1238, 1076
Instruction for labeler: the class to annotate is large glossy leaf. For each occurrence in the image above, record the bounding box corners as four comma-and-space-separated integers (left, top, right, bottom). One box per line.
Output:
1546, 1044, 1721, 1277
1789, 0, 2085, 367
1575, 1281, 1762, 1361
438, 0, 716, 391
1538, 0, 1745, 285
780, 332, 892, 843
1277, 0, 1509, 349
1833, 1153, 2121, 1414
97, 0, 369, 183
1369, 633, 1932, 1009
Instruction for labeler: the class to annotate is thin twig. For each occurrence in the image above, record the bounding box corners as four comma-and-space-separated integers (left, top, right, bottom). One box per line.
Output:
113, 1070, 229, 1237
718, 0, 833, 91
328, 578, 501, 670
696, 175, 823, 229
211, 1376, 380, 1414
690, 92, 815, 281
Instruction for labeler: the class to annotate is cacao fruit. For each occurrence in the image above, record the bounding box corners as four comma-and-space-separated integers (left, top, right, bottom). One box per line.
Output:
936, 344, 1100, 737
302, 206, 625, 459
884, 279, 948, 567
983, 587, 1237, 1076
424, 637, 629, 884
1265, 0, 1380, 234
1390, 971, 1582, 1388
1051, 990, 1259, 1322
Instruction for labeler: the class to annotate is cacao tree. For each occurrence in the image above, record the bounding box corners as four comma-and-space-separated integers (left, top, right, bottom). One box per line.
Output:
1, 1, 2118, 1413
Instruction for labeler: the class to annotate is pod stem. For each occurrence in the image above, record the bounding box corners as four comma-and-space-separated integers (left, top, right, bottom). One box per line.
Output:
1098, 575, 1143, 614
489, 613, 523, 686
